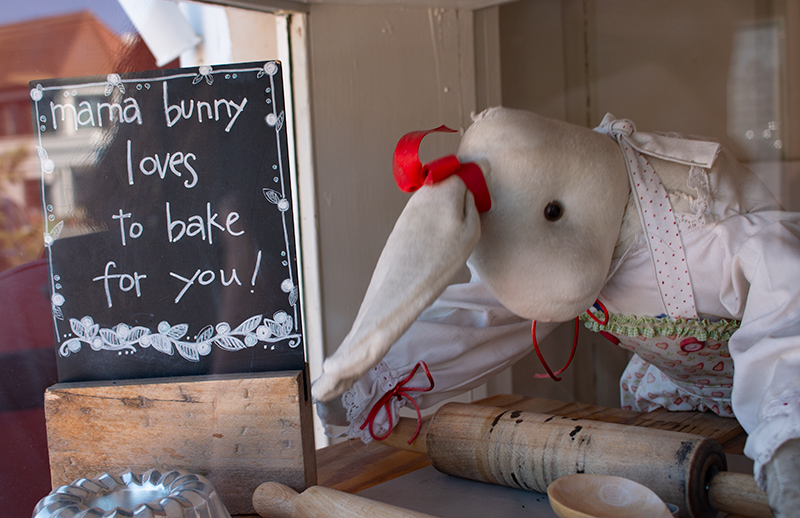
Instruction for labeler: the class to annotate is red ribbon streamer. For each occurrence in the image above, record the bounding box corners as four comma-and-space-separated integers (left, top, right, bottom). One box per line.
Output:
360, 361, 435, 444
533, 300, 609, 381
392, 126, 492, 213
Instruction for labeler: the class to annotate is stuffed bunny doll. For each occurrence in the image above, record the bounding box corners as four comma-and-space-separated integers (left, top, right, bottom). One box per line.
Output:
312, 107, 800, 516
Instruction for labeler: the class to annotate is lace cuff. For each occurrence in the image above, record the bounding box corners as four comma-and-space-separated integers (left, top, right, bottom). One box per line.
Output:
335, 361, 402, 444
745, 392, 800, 488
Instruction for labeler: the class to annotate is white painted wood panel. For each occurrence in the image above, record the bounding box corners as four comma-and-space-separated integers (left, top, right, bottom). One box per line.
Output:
305, 4, 477, 356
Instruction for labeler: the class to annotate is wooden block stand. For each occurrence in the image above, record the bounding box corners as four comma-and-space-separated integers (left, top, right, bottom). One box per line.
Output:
44, 370, 317, 515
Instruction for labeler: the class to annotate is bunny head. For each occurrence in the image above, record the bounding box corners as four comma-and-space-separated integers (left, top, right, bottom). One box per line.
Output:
312, 107, 631, 402
460, 107, 630, 322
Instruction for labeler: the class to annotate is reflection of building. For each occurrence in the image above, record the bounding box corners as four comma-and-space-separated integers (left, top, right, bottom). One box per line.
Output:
0, 10, 178, 513
0, 11, 171, 271
0, 11, 124, 270
1, 12, 120, 128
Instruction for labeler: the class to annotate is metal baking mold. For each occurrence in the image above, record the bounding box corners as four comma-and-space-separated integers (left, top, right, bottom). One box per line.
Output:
32, 468, 232, 518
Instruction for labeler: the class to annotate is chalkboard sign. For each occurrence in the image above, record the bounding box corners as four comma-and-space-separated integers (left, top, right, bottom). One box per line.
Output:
30, 62, 304, 383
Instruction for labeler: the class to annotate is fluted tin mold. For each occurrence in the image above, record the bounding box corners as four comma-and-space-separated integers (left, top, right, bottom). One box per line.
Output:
32, 468, 231, 518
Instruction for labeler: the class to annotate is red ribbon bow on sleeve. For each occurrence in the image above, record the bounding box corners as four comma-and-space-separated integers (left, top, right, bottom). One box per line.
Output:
360, 361, 435, 444
392, 126, 492, 213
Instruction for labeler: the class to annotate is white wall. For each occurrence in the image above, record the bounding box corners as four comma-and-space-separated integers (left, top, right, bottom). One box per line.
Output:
305, 4, 479, 355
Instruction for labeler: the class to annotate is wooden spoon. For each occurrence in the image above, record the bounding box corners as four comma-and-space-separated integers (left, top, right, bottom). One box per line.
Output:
547, 474, 675, 518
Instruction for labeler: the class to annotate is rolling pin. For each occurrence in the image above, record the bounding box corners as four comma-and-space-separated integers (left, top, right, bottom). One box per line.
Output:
252, 481, 439, 518
381, 402, 770, 518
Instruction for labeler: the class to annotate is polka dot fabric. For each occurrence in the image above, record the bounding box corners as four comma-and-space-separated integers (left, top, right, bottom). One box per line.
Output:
597, 118, 698, 320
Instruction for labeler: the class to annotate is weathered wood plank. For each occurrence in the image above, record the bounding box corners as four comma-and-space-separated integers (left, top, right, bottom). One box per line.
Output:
317, 439, 430, 494
44, 371, 316, 515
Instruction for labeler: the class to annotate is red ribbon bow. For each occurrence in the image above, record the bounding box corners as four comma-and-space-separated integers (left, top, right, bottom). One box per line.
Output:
392, 126, 492, 213
360, 361, 435, 444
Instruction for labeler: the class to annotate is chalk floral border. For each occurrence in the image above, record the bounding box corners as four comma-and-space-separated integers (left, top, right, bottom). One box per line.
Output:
59, 312, 301, 362
32, 61, 304, 362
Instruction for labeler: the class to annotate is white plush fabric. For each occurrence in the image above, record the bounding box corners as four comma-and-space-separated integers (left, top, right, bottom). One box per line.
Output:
311, 175, 480, 402
313, 108, 800, 498
313, 108, 630, 402
461, 108, 631, 322
329, 276, 549, 442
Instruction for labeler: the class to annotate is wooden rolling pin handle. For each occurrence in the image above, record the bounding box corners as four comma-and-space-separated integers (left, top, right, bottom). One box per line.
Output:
387, 405, 772, 518
253, 482, 440, 518
379, 416, 429, 454
253, 482, 297, 518
707, 471, 772, 518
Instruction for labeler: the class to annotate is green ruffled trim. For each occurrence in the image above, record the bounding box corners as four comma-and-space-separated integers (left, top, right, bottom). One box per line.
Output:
579, 312, 740, 341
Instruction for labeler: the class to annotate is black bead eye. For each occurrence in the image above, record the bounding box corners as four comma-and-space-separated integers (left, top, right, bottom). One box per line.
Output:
544, 201, 564, 221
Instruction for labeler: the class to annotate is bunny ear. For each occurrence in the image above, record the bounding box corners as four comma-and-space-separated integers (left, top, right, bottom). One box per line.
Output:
311, 175, 482, 402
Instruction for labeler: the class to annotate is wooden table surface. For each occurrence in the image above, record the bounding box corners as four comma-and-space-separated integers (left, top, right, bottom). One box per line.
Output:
240, 394, 749, 517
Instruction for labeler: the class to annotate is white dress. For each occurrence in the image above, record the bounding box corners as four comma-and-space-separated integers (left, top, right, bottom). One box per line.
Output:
332, 117, 800, 488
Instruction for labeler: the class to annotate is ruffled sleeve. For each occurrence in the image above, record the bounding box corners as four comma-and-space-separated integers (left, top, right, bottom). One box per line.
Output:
714, 214, 800, 487
330, 273, 556, 444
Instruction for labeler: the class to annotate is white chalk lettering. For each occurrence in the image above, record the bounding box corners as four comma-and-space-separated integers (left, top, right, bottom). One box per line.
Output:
50, 97, 142, 131
197, 101, 212, 122
170, 267, 244, 303
126, 140, 198, 189
163, 82, 247, 132
96, 101, 123, 124
215, 98, 248, 132
170, 269, 199, 303
220, 269, 242, 286
112, 209, 143, 246
93, 261, 147, 308
165, 201, 244, 245
76, 101, 94, 127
